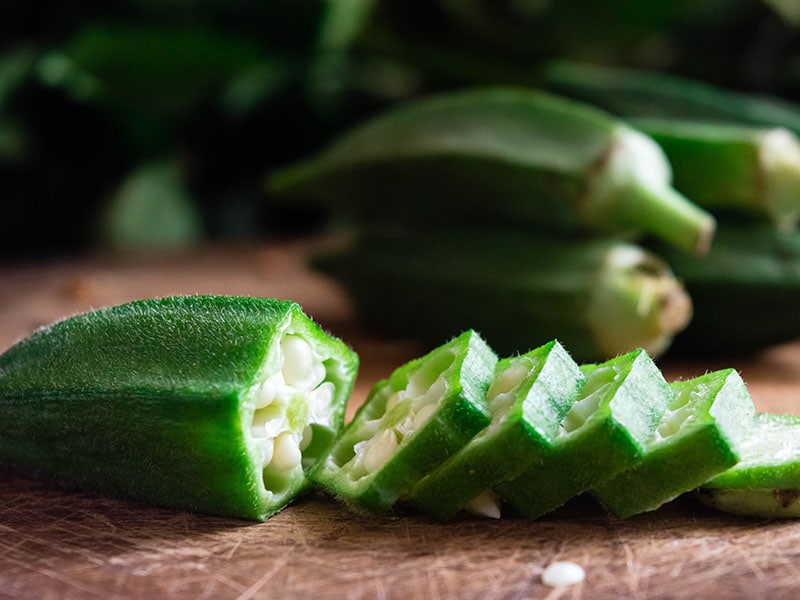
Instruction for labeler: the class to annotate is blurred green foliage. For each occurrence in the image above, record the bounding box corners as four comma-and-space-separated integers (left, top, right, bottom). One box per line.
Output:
1, 0, 798, 257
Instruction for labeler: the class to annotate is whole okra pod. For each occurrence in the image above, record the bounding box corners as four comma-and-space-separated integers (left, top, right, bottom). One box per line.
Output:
0, 296, 358, 521
270, 87, 715, 254
315, 229, 693, 363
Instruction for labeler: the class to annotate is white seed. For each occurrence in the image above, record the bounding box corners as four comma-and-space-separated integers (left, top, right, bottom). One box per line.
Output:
412, 402, 437, 430
281, 335, 313, 385
489, 362, 530, 398
312, 381, 335, 408
416, 377, 446, 409
299, 425, 313, 451
541, 561, 585, 587
261, 437, 275, 467
464, 490, 502, 519
271, 432, 303, 471
363, 429, 398, 474
309, 362, 327, 390
255, 376, 279, 408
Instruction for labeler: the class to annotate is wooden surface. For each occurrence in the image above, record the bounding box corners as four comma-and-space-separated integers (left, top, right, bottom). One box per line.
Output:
2, 238, 800, 600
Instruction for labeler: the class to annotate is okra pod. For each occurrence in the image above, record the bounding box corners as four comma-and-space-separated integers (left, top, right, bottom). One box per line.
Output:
316, 230, 693, 363
495, 349, 671, 520
592, 369, 756, 519
632, 118, 800, 231
654, 221, 800, 356
270, 87, 714, 253
310, 330, 497, 514
406, 340, 585, 521
541, 60, 800, 134
0, 296, 358, 521
698, 413, 800, 518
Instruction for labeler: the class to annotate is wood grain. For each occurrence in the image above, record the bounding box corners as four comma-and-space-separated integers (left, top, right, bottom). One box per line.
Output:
2, 239, 800, 600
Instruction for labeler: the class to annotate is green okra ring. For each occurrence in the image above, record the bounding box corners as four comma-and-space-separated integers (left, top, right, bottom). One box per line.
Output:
0, 295, 358, 521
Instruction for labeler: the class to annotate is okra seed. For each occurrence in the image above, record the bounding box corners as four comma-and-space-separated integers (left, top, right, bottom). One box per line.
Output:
464, 490, 502, 519
412, 403, 437, 430
272, 432, 303, 471
415, 377, 447, 409
541, 561, 585, 587
489, 362, 529, 397
363, 429, 398, 473
281, 335, 314, 385
255, 377, 279, 409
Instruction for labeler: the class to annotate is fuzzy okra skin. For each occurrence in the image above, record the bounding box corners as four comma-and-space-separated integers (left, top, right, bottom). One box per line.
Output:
310, 330, 497, 514
592, 369, 756, 519
631, 119, 800, 231
655, 221, 800, 356
270, 87, 714, 254
406, 340, 585, 521
316, 230, 692, 363
495, 348, 671, 520
0, 296, 358, 521
697, 414, 800, 518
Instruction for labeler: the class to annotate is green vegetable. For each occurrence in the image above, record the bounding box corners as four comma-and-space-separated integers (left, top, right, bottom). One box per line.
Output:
698, 413, 800, 518
270, 87, 715, 253
654, 221, 800, 356
316, 230, 693, 362
0, 296, 358, 521
592, 369, 755, 518
495, 348, 671, 520
406, 340, 585, 521
541, 60, 800, 135
310, 330, 497, 514
632, 118, 800, 231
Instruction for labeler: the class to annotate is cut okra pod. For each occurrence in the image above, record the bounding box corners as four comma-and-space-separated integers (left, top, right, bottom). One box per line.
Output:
316, 230, 693, 363
406, 340, 585, 521
0, 296, 358, 521
310, 330, 497, 514
495, 349, 671, 520
698, 413, 800, 518
632, 119, 800, 231
592, 369, 756, 519
270, 87, 715, 254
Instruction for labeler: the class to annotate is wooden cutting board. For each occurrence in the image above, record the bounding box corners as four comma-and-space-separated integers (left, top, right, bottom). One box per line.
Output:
2, 238, 800, 600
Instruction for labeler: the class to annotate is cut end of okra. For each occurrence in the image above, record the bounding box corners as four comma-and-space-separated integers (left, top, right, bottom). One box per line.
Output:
310, 330, 497, 514
699, 413, 800, 518
585, 125, 716, 254
0, 296, 358, 521
592, 369, 755, 519
406, 340, 585, 521
586, 244, 692, 360
760, 128, 800, 232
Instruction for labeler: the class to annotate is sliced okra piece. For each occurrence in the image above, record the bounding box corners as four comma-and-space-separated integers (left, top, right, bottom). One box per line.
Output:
592, 369, 756, 519
495, 348, 671, 520
697, 413, 800, 518
406, 340, 585, 521
310, 330, 497, 514
0, 296, 358, 521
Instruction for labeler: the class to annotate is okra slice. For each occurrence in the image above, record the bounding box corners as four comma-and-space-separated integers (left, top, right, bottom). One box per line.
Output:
270, 87, 714, 254
698, 413, 800, 518
310, 330, 497, 514
495, 348, 671, 520
406, 340, 585, 521
0, 296, 358, 521
592, 369, 756, 519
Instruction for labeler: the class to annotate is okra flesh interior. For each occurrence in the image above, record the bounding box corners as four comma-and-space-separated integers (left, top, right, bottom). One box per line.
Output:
406, 340, 585, 521
592, 369, 755, 519
270, 87, 714, 253
495, 349, 671, 520
698, 414, 800, 518
310, 330, 497, 514
317, 230, 692, 363
0, 296, 358, 521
